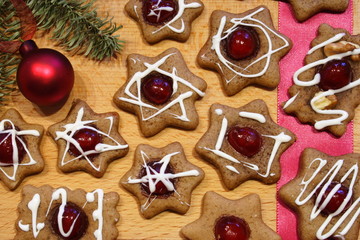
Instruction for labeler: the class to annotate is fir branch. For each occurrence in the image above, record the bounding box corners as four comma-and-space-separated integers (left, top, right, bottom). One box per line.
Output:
26, 0, 124, 60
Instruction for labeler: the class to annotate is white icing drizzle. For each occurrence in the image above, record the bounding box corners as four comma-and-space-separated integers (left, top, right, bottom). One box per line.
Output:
203, 108, 292, 177
118, 53, 205, 122
239, 111, 266, 123
283, 92, 299, 110
151, 0, 202, 34
146, 0, 174, 22
295, 158, 360, 239
0, 119, 39, 181
127, 150, 200, 211
54, 107, 128, 171
288, 33, 360, 129
215, 108, 223, 115
18, 188, 106, 239
211, 7, 290, 83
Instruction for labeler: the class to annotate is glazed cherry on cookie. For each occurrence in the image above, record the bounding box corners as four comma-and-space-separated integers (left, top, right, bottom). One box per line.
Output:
226, 126, 262, 157
50, 202, 89, 240
318, 59, 353, 90
225, 27, 259, 61
140, 160, 175, 196
0, 128, 26, 166
142, 0, 178, 25
141, 73, 173, 105
315, 181, 352, 215
68, 127, 102, 158
214, 215, 251, 240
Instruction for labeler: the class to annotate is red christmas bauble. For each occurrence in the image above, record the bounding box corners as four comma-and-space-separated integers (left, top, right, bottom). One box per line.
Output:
17, 40, 74, 106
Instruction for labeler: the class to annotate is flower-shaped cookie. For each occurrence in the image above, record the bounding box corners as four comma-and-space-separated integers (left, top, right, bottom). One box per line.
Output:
196, 100, 296, 190
279, 148, 360, 240
181, 192, 281, 240
198, 6, 292, 96
125, 0, 204, 44
120, 142, 204, 219
287, 0, 349, 22
0, 108, 44, 190
15, 185, 119, 240
113, 48, 207, 137
283, 24, 360, 137
48, 99, 129, 178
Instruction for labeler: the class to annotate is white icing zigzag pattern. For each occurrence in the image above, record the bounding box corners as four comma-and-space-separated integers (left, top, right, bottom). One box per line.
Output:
119, 53, 205, 122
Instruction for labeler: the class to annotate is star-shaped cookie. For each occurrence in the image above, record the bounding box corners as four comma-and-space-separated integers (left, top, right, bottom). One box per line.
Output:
283, 24, 360, 137
113, 48, 207, 137
125, 0, 204, 44
120, 142, 204, 219
181, 191, 281, 240
287, 0, 349, 22
196, 99, 296, 190
279, 148, 360, 240
48, 99, 129, 178
0, 108, 44, 190
197, 6, 292, 96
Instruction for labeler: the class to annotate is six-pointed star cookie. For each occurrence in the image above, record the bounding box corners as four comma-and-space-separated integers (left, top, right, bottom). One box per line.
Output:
125, 0, 204, 44
48, 99, 129, 178
0, 109, 44, 190
197, 6, 292, 96
120, 142, 204, 219
283, 24, 360, 137
279, 148, 360, 240
196, 99, 296, 190
113, 48, 207, 137
181, 191, 281, 240
287, 0, 349, 22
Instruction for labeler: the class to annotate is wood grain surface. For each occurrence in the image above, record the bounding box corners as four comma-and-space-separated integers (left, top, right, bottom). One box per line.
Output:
0, 0, 359, 239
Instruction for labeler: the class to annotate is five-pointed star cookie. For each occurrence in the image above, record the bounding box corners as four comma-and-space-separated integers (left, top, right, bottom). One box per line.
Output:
0, 108, 44, 190
196, 99, 296, 190
283, 24, 360, 137
48, 99, 129, 178
120, 142, 204, 219
279, 148, 360, 240
181, 191, 281, 240
287, 0, 349, 22
125, 0, 204, 44
197, 6, 292, 96
113, 48, 207, 137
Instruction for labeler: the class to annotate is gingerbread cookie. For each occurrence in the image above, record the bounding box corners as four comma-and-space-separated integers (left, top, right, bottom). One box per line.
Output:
287, 0, 349, 22
279, 148, 360, 240
0, 108, 44, 190
197, 6, 292, 96
113, 48, 207, 137
125, 0, 203, 44
120, 142, 204, 219
48, 99, 129, 178
181, 191, 281, 240
283, 24, 360, 137
196, 100, 296, 190
15, 185, 119, 240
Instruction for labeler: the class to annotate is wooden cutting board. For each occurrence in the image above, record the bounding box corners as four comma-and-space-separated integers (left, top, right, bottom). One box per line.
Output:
0, 0, 359, 239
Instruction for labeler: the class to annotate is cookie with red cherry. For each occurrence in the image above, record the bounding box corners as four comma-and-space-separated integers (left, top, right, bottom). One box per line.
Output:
15, 185, 119, 240
120, 142, 204, 219
287, 0, 349, 22
125, 0, 203, 44
197, 6, 292, 96
0, 108, 44, 190
279, 148, 360, 240
196, 99, 296, 190
181, 191, 281, 240
113, 48, 207, 137
48, 99, 129, 178
283, 24, 360, 137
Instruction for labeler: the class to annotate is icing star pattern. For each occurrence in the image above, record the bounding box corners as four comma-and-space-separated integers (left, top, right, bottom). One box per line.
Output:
120, 142, 204, 218
181, 192, 281, 240
279, 148, 360, 240
196, 100, 296, 189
